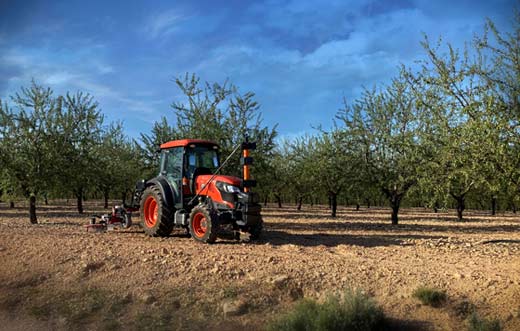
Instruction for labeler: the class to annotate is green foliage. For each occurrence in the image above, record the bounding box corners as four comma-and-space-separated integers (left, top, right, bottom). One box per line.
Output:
268, 290, 387, 331
412, 286, 447, 307
0, 81, 143, 221
467, 312, 502, 331
139, 73, 277, 195
55, 91, 105, 212
96, 123, 142, 204
0, 81, 61, 199
137, 116, 176, 179
336, 75, 425, 223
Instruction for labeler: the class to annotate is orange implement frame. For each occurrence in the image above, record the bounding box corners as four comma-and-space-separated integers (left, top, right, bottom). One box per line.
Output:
243, 148, 250, 192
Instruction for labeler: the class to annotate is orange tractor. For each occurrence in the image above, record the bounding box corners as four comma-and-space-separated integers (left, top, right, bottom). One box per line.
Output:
131, 138, 262, 243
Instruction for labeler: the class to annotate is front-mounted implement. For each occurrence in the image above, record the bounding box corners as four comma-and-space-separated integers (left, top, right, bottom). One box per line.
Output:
131, 138, 263, 243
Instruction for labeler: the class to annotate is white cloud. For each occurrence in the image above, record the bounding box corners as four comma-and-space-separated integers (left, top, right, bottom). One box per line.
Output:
44, 71, 79, 85
143, 10, 184, 39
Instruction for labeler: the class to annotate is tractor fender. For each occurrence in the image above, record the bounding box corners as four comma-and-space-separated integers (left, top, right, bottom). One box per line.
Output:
146, 176, 179, 208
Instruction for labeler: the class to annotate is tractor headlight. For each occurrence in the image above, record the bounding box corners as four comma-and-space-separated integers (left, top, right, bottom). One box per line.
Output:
216, 181, 241, 193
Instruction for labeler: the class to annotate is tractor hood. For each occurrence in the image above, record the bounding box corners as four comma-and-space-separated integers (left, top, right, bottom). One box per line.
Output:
194, 175, 242, 209
194, 174, 242, 194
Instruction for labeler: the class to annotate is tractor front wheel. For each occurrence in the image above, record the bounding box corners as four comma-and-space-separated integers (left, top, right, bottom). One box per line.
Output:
189, 206, 219, 243
140, 186, 174, 237
248, 220, 263, 240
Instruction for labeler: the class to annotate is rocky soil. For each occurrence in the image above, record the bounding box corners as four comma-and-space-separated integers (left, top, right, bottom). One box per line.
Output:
0, 201, 519, 330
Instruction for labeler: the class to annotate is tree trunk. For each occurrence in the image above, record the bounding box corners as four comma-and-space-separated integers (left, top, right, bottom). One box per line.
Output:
391, 203, 399, 225
297, 197, 303, 211
355, 203, 360, 211
513, 204, 517, 214
264, 195, 268, 207
9, 201, 15, 208
44, 194, 48, 205
365, 198, 370, 209
121, 191, 127, 205
275, 194, 282, 208
454, 195, 465, 221
385, 191, 404, 225
29, 195, 37, 224
104, 189, 109, 209
330, 193, 337, 217
76, 189, 84, 214
491, 197, 497, 216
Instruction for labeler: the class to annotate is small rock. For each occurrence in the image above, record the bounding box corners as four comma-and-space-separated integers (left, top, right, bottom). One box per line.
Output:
267, 256, 275, 263
169, 299, 181, 309
161, 247, 169, 255
222, 299, 247, 316
272, 275, 290, 288
57, 317, 68, 327
121, 293, 133, 303
82, 261, 104, 274
454, 273, 464, 279
289, 287, 304, 300
140, 292, 156, 304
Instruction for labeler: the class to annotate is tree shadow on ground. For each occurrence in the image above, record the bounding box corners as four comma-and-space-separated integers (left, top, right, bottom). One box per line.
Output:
264, 212, 516, 224
266, 220, 520, 234
260, 230, 446, 248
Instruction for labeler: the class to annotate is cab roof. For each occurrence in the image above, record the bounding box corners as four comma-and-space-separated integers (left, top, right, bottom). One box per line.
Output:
160, 139, 219, 149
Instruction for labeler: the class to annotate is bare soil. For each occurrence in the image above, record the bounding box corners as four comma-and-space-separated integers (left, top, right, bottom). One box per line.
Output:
0, 201, 519, 330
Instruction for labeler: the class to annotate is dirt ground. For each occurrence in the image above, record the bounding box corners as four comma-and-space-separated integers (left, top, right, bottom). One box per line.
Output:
0, 201, 519, 331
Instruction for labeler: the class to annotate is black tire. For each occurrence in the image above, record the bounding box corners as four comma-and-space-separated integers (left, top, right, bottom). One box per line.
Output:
121, 210, 132, 229
189, 205, 219, 243
140, 186, 174, 237
248, 219, 263, 240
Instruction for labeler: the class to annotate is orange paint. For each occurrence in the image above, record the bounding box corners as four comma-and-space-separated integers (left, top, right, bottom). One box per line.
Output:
243, 149, 250, 192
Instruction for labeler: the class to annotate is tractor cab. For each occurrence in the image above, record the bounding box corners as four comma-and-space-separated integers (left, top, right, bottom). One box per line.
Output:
133, 138, 262, 243
158, 139, 220, 199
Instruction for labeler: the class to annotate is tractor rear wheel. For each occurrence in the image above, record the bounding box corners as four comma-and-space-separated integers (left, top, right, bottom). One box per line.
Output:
189, 206, 219, 243
140, 186, 174, 237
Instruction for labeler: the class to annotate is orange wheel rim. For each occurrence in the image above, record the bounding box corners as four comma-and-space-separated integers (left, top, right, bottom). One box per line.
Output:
192, 212, 207, 237
144, 196, 158, 227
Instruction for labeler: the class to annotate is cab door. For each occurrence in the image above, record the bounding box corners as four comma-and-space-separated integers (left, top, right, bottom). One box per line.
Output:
159, 147, 184, 203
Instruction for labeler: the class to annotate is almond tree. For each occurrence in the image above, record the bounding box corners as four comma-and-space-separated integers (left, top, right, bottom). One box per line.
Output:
96, 123, 142, 208
337, 76, 425, 224
475, 15, 520, 207
57, 92, 104, 214
140, 74, 277, 202
0, 82, 61, 223
404, 18, 515, 220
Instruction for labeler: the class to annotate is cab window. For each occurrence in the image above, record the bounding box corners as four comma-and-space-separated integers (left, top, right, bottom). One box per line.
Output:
161, 147, 183, 181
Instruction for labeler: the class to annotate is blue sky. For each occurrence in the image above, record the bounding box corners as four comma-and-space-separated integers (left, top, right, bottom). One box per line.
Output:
0, 0, 516, 140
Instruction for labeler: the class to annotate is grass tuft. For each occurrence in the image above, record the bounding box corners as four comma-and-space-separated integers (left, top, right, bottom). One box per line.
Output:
412, 286, 446, 307
267, 289, 387, 331
467, 312, 501, 331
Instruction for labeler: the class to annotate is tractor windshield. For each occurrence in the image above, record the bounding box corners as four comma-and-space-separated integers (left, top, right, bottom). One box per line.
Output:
185, 145, 220, 178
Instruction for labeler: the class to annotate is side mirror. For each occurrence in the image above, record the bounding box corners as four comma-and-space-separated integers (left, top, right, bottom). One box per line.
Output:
135, 179, 146, 191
